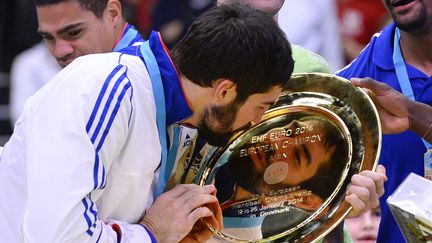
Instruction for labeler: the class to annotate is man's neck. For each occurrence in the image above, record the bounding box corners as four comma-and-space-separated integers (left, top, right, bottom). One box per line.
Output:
400, 29, 432, 76
179, 75, 213, 128
113, 20, 127, 49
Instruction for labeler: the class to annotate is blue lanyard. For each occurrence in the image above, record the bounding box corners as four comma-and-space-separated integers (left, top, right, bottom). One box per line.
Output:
393, 27, 432, 149
140, 41, 177, 198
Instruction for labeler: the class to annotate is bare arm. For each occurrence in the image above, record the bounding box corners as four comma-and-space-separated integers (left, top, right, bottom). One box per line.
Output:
351, 77, 432, 143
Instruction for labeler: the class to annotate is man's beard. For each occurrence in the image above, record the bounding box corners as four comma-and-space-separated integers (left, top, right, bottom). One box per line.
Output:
389, 1, 428, 32
198, 100, 247, 146
394, 10, 428, 32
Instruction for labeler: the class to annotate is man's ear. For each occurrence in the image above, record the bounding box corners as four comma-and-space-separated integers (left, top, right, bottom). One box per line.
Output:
105, 0, 123, 24
212, 79, 237, 105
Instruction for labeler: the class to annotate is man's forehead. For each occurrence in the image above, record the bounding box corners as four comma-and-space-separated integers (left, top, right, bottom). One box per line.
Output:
249, 88, 282, 104
36, 2, 96, 33
36, 0, 94, 23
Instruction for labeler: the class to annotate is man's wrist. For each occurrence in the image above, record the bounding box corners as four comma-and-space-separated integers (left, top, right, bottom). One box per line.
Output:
408, 99, 432, 139
139, 218, 159, 243
138, 223, 157, 243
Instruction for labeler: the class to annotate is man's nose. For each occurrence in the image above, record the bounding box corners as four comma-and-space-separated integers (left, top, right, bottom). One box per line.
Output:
252, 113, 264, 124
53, 40, 74, 58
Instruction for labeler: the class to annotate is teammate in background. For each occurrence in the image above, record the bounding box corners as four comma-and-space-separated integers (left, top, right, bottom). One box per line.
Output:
10, 0, 143, 125
337, 1, 432, 242
36, 0, 143, 68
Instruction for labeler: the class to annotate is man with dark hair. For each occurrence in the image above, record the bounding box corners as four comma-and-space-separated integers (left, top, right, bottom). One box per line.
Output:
10, 0, 143, 124
206, 1, 387, 242
0, 3, 294, 243
210, 1, 386, 218
34, 0, 143, 68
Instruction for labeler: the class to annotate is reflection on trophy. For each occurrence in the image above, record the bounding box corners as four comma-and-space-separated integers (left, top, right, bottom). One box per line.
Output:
169, 73, 382, 242
213, 109, 351, 242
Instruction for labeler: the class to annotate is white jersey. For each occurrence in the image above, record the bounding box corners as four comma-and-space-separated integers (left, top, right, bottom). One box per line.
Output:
0, 32, 194, 242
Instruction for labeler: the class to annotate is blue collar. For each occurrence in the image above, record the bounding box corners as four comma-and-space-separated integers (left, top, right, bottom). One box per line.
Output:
373, 22, 397, 70
146, 31, 193, 126
119, 32, 193, 126
117, 31, 193, 125
373, 22, 429, 79
114, 23, 144, 52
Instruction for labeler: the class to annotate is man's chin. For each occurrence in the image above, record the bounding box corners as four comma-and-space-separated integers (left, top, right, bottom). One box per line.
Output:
57, 59, 74, 68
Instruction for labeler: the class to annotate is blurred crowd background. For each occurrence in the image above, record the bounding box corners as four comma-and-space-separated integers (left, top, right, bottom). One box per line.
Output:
0, 0, 390, 146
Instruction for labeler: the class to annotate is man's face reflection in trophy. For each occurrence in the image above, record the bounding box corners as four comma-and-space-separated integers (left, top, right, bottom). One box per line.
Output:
226, 115, 348, 210
250, 118, 337, 185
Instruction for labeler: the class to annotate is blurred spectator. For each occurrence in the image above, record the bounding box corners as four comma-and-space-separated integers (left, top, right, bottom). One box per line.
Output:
345, 207, 381, 243
337, 0, 390, 64
0, 0, 13, 72
278, 0, 344, 71
1, 0, 41, 73
0, 0, 40, 144
9, 42, 60, 125
151, 0, 214, 48
122, 0, 160, 37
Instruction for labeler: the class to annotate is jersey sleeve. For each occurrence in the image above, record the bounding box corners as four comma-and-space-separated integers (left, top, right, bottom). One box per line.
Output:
21, 57, 154, 242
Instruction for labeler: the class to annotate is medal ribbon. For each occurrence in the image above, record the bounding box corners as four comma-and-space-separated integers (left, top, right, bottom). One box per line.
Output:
393, 27, 432, 149
141, 41, 179, 198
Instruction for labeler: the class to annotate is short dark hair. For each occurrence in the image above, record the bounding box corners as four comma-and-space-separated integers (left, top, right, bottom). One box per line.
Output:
296, 116, 349, 200
34, 0, 108, 18
171, 2, 294, 102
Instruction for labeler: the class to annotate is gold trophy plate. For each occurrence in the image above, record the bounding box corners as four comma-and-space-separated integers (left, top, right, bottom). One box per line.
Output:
190, 73, 381, 242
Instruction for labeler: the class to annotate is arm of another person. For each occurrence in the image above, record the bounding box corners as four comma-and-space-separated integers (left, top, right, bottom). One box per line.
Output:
22, 61, 152, 242
343, 77, 415, 217
351, 77, 432, 143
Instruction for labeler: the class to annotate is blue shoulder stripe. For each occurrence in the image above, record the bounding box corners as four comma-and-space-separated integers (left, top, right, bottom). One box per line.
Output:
90, 72, 127, 144
86, 65, 124, 133
82, 197, 94, 236
82, 64, 133, 236
95, 82, 132, 152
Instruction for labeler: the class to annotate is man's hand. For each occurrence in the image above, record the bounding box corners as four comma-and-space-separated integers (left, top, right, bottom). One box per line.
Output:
140, 184, 220, 243
351, 77, 410, 134
180, 189, 223, 243
345, 164, 387, 217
